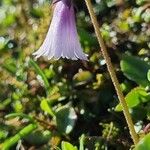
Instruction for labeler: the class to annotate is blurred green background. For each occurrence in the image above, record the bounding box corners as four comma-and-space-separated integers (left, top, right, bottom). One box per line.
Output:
0, 0, 150, 149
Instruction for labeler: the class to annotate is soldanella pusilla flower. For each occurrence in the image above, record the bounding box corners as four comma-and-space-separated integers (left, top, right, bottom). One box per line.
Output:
33, 0, 88, 60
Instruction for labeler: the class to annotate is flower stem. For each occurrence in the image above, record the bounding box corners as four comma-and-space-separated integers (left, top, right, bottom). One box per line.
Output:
85, 0, 139, 145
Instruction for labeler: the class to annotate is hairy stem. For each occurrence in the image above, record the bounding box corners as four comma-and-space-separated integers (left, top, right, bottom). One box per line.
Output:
84, 0, 139, 145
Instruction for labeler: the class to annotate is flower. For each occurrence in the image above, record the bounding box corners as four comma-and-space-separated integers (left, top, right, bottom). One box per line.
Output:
33, 0, 88, 60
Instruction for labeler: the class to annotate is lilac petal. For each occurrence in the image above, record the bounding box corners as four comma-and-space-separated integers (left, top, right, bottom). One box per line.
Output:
33, 1, 88, 60
53, 0, 71, 8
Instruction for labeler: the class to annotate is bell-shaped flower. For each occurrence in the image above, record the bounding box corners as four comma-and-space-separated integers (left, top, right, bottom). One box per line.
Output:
33, 0, 88, 60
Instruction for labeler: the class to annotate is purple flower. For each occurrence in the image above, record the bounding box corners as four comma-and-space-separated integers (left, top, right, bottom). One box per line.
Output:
33, 0, 88, 60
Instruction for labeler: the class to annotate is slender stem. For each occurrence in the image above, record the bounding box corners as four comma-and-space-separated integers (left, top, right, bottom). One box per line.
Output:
84, 0, 139, 145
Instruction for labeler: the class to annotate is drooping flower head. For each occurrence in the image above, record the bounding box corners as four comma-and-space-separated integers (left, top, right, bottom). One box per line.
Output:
33, 0, 88, 60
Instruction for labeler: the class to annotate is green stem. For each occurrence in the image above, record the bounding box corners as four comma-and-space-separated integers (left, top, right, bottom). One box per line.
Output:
85, 0, 139, 145
1, 124, 37, 150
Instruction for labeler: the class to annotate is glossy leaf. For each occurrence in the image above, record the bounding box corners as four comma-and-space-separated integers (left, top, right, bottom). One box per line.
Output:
61, 141, 78, 150
134, 133, 150, 150
147, 70, 150, 82
120, 55, 150, 87
55, 105, 77, 134
115, 87, 150, 111
24, 130, 51, 145
40, 99, 55, 117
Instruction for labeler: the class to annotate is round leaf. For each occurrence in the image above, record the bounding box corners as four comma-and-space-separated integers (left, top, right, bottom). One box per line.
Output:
120, 55, 150, 87
134, 133, 150, 150
55, 106, 77, 134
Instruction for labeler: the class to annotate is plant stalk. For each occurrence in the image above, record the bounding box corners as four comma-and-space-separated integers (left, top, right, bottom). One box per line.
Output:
84, 0, 139, 145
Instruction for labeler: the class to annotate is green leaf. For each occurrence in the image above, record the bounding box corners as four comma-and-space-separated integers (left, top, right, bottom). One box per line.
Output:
0, 99, 11, 110
29, 58, 50, 91
0, 130, 8, 140
40, 99, 55, 117
133, 8, 143, 22
24, 130, 51, 145
61, 141, 78, 150
147, 70, 150, 82
105, 0, 116, 7
79, 134, 85, 150
30, 8, 43, 18
115, 87, 150, 111
73, 70, 93, 86
55, 105, 77, 134
120, 55, 150, 87
5, 113, 35, 123
44, 68, 55, 79
134, 133, 150, 150
78, 28, 98, 48
2, 58, 17, 75
2, 14, 16, 27
136, 0, 149, 5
